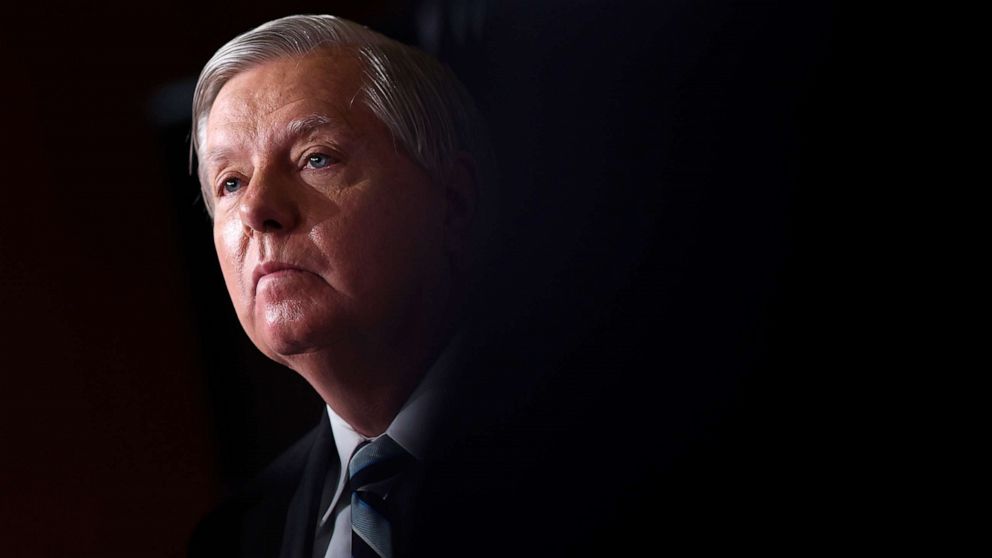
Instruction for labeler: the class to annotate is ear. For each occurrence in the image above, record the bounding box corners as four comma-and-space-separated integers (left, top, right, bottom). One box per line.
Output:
443, 152, 479, 257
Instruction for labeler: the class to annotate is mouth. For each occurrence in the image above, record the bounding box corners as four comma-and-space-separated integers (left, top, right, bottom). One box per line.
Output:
252, 261, 308, 293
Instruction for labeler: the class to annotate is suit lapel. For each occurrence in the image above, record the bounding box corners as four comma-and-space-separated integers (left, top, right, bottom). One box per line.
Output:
280, 411, 335, 558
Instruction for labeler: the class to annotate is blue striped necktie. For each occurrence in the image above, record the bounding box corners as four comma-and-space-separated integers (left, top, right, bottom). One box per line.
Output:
349, 435, 414, 558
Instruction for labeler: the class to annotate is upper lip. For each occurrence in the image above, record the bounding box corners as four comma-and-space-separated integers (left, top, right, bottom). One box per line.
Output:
252, 261, 306, 291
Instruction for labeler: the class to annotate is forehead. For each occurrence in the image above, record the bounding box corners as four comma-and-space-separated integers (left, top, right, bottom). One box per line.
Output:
204, 49, 365, 148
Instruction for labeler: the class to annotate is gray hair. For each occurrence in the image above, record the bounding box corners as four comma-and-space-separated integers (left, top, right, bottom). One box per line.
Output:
190, 14, 492, 217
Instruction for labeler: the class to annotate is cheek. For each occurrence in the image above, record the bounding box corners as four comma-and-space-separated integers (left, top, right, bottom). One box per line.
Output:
215, 218, 248, 297
217, 217, 245, 256
307, 216, 373, 296
309, 191, 442, 297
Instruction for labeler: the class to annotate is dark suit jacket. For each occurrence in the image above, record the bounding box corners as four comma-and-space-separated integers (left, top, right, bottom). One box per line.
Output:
189, 411, 333, 558
187, 344, 624, 558
189, 320, 821, 557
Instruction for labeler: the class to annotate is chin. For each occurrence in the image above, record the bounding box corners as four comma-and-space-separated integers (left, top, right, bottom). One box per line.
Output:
260, 337, 315, 361
255, 322, 330, 361
249, 305, 358, 365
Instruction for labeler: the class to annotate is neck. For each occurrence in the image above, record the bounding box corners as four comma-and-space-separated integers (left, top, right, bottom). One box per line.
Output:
285, 282, 458, 438
294, 341, 443, 437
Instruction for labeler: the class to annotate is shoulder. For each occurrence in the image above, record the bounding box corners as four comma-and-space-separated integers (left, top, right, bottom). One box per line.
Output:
188, 420, 326, 558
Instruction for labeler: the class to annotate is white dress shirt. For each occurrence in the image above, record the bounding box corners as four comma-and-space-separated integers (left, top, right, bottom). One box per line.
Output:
314, 337, 462, 558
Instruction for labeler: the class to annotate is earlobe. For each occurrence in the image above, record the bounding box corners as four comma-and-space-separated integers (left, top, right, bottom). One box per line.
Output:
443, 152, 479, 256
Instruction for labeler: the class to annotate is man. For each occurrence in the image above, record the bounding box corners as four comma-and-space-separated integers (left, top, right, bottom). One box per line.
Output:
187, 14, 494, 558
184, 7, 831, 557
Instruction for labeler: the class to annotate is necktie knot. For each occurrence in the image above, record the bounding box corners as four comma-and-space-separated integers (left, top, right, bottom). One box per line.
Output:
349, 435, 413, 491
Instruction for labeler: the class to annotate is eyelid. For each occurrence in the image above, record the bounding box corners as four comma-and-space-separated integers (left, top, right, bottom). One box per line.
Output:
299, 144, 343, 168
215, 171, 245, 197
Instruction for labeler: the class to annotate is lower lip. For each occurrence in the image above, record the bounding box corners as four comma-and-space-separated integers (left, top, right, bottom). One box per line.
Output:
257, 269, 307, 287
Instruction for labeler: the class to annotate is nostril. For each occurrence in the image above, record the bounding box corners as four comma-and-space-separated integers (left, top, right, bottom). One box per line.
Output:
263, 219, 283, 231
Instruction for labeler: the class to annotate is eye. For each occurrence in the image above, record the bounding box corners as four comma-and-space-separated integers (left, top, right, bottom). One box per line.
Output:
305, 153, 334, 169
221, 177, 242, 195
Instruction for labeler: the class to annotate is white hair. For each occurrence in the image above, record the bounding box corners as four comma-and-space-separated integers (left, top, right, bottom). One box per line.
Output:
190, 14, 492, 216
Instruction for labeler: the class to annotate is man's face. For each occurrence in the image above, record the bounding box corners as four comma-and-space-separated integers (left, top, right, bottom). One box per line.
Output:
201, 50, 448, 365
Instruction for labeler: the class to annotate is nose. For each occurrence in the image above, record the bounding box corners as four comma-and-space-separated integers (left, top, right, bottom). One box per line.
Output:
239, 166, 300, 234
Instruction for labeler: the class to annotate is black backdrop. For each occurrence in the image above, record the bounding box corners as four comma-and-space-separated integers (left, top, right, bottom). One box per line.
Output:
2, 1, 836, 555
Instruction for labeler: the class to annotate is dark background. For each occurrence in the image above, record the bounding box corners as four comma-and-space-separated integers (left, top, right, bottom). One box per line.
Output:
2, 0, 836, 555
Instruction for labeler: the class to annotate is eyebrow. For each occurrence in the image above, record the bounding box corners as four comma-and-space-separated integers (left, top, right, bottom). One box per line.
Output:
285, 113, 337, 139
200, 147, 237, 174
